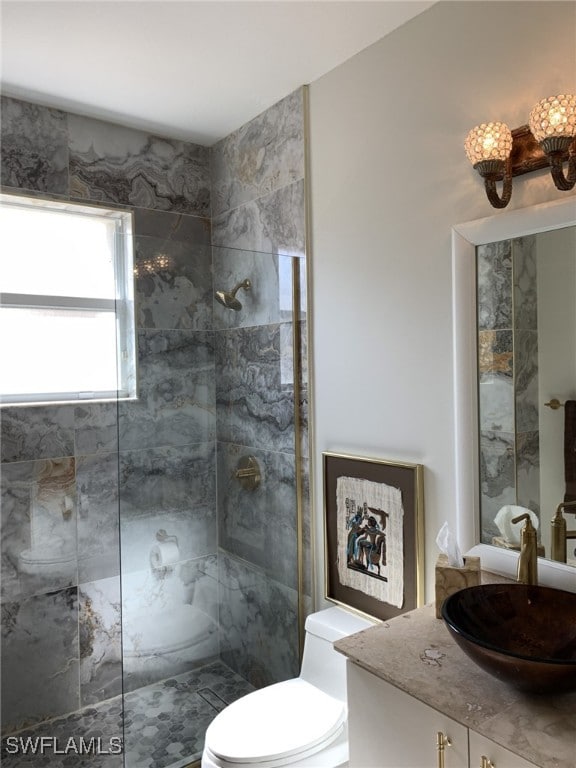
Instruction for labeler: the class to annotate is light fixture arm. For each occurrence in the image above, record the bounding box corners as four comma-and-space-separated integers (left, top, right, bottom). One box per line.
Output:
548, 146, 576, 191
475, 158, 512, 209
484, 169, 513, 209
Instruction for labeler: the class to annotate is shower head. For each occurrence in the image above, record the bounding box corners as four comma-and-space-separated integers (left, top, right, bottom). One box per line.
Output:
215, 279, 251, 311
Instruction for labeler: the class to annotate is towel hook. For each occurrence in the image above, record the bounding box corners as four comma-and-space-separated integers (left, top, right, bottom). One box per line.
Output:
544, 398, 564, 410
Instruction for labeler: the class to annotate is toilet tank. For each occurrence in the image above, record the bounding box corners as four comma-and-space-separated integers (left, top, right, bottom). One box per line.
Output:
300, 607, 374, 702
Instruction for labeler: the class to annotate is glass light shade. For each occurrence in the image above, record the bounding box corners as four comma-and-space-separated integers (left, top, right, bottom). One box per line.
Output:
464, 122, 513, 165
529, 94, 576, 141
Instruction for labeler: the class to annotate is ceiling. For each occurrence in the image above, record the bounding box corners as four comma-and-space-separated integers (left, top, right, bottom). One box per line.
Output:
0, 0, 435, 146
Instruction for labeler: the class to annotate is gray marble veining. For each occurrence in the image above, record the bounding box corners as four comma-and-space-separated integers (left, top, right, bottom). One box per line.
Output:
134, 213, 212, 331
218, 443, 297, 589
118, 329, 216, 450
215, 323, 295, 453
69, 114, 210, 215
1, 97, 68, 195
299, 455, 313, 599
1, 460, 37, 603
211, 89, 304, 218
297, 355, 309, 459
79, 576, 122, 706
212, 180, 306, 256
1, 405, 75, 464
477, 239, 512, 330
479, 430, 516, 541
1, 588, 79, 733
118, 442, 215, 520
513, 235, 538, 331
515, 330, 539, 433
133, 207, 211, 243
74, 403, 119, 455
76, 451, 120, 583
218, 551, 299, 688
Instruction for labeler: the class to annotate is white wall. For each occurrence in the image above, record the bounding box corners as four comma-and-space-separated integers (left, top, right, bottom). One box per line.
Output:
308, 0, 576, 606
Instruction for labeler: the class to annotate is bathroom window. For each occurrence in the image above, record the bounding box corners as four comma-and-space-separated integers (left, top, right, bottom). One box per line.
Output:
0, 193, 136, 405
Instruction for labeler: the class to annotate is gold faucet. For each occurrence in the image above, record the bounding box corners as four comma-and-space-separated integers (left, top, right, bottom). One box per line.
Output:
511, 513, 538, 585
550, 500, 576, 562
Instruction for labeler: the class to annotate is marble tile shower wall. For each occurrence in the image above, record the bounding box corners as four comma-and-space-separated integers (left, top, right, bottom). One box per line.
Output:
210, 88, 310, 687
477, 236, 540, 544
512, 237, 539, 516
0, 96, 216, 732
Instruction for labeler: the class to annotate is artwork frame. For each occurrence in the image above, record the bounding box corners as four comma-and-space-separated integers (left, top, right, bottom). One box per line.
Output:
323, 452, 424, 621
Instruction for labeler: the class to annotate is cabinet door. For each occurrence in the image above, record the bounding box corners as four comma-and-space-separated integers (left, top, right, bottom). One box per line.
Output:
347, 662, 469, 768
469, 731, 537, 768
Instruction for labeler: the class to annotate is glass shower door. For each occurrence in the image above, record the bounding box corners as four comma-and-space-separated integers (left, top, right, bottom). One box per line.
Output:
118, 246, 307, 768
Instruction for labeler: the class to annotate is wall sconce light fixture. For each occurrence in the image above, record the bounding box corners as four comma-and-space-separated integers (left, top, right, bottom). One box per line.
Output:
465, 94, 576, 208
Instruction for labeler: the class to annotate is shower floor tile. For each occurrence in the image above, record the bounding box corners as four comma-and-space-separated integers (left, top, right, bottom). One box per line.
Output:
1, 661, 254, 768
123, 661, 255, 768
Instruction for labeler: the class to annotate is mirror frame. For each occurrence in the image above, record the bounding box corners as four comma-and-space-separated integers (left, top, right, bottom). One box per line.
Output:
451, 195, 576, 592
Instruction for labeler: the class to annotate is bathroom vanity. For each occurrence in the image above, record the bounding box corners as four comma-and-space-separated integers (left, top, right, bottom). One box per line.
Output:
335, 600, 575, 768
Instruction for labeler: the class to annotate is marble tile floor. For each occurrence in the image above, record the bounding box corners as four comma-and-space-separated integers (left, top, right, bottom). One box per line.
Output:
1, 661, 255, 768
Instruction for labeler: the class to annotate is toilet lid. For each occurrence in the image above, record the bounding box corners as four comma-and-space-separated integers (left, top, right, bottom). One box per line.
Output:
205, 678, 346, 765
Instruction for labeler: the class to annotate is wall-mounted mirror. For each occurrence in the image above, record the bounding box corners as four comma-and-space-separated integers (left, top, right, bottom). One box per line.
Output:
452, 196, 576, 585
476, 227, 576, 562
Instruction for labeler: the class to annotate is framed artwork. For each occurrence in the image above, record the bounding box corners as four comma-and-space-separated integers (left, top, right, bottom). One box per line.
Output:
323, 452, 424, 621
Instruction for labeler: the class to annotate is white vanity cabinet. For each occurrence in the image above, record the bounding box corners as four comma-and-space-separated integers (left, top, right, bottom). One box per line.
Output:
469, 732, 537, 768
347, 662, 537, 768
347, 662, 467, 767
336, 602, 575, 768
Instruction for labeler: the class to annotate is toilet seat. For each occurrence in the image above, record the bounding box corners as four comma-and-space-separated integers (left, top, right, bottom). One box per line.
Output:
205, 678, 346, 767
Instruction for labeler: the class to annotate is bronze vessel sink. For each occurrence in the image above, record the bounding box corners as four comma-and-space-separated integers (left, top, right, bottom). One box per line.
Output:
442, 583, 576, 694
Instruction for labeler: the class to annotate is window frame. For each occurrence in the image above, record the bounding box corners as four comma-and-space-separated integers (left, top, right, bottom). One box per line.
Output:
0, 193, 137, 406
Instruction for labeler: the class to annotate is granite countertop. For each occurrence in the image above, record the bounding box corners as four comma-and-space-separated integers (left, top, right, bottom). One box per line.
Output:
335, 599, 576, 768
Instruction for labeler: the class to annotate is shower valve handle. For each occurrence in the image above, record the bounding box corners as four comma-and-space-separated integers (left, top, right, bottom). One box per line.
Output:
235, 456, 261, 490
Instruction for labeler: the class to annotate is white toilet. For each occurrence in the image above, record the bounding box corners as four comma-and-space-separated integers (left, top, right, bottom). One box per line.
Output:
201, 606, 373, 768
